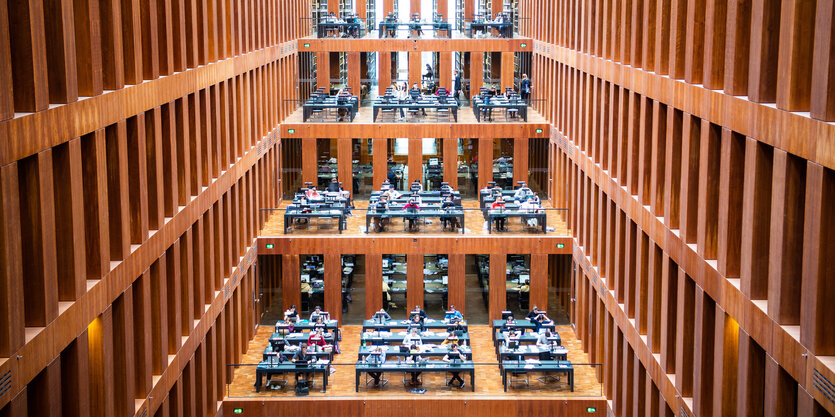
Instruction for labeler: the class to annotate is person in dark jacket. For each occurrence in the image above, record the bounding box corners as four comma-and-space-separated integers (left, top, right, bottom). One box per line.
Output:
453, 71, 462, 101
520, 74, 531, 101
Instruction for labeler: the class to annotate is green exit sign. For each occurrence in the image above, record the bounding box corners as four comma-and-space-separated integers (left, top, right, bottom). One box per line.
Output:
303, 43, 310, 48
287, 129, 295, 134
556, 243, 565, 248
586, 407, 597, 413
536, 128, 543, 134
265, 244, 274, 249
520, 43, 527, 47
233, 408, 244, 414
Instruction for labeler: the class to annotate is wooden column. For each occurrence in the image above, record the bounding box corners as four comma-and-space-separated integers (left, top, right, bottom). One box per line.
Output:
500, 52, 514, 90
383, 0, 393, 17
439, 52, 452, 90
408, 138, 422, 185
478, 138, 493, 190
328, 0, 338, 14
513, 137, 529, 185
411, 0, 420, 14
379, 52, 391, 94
436, 0, 448, 16
447, 254, 465, 315
492, 0, 503, 15
409, 51, 421, 87
337, 138, 353, 195
8, 0, 50, 112
470, 52, 484, 95
464, 0, 475, 20
443, 138, 458, 189
0, 163, 24, 357
800, 163, 835, 355
365, 254, 383, 318
356, 0, 366, 19
302, 139, 317, 185
347, 52, 361, 95
372, 138, 388, 189
489, 253, 507, 321
407, 253, 424, 310
530, 254, 548, 311
324, 253, 342, 325
316, 52, 329, 90
736, 330, 766, 416
282, 254, 300, 311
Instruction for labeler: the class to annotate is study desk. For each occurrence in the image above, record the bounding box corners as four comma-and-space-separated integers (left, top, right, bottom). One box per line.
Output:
302, 97, 359, 122
500, 360, 574, 391
269, 332, 337, 349
472, 97, 528, 121
361, 330, 471, 345
377, 21, 452, 37
497, 344, 568, 361
358, 344, 472, 360
275, 319, 339, 333
284, 209, 346, 233
486, 210, 547, 234
372, 99, 459, 122
355, 360, 475, 391
362, 319, 468, 332
317, 21, 364, 38
254, 361, 330, 392
365, 208, 465, 234
467, 21, 513, 38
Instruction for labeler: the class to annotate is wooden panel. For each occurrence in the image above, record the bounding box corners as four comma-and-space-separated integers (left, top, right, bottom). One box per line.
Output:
408, 138, 422, 186
302, 139, 317, 185
337, 138, 353, 195
8, 0, 49, 112
365, 254, 382, 318
513, 137, 529, 184
447, 253, 465, 315
470, 52, 484, 95
0, 163, 24, 357
324, 253, 342, 325
439, 52, 452, 90
407, 253, 424, 311
530, 254, 548, 311
282, 254, 300, 311
443, 138, 458, 189
316, 51, 329, 90
478, 138, 493, 190
378, 52, 391, 94
501, 51, 514, 90
347, 52, 361, 95
488, 253, 507, 321
372, 138, 387, 190
409, 51, 421, 87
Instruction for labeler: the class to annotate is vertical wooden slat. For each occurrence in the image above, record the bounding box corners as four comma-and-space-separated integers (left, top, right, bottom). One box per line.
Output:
324, 253, 342, 325
44, 0, 79, 103
8, 0, 50, 112
775, 0, 817, 111
282, 254, 300, 311
337, 138, 353, 196
372, 138, 387, 190
365, 254, 383, 318
407, 253, 424, 311
0, 162, 24, 357
408, 138, 422, 186
0, 0, 15, 120
447, 253, 465, 315
52, 139, 87, 301
443, 138, 458, 189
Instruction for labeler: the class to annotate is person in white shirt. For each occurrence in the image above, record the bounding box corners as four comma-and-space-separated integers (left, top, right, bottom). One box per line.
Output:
403, 327, 423, 346
305, 186, 323, 201
383, 187, 402, 200
513, 186, 532, 201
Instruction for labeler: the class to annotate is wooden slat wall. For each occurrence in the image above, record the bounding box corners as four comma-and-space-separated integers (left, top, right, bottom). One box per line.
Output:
531, 0, 835, 414
0, 0, 296, 413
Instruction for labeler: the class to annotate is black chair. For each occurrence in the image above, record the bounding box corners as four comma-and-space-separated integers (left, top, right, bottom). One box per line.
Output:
537, 351, 559, 383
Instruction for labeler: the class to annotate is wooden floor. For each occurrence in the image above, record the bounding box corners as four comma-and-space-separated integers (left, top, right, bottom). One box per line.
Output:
226, 325, 603, 398
281, 104, 549, 125
260, 200, 570, 236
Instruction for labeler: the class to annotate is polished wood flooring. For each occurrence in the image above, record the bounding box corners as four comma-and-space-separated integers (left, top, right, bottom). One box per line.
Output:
260, 200, 570, 236
281, 105, 548, 125
226, 325, 603, 398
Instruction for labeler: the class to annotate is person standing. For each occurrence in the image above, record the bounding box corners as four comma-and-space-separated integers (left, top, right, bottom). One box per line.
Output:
520, 74, 531, 101
453, 71, 462, 101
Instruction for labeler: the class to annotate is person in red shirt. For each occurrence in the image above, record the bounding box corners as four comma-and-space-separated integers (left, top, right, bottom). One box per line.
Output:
490, 197, 507, 231
307, 328, 327, 347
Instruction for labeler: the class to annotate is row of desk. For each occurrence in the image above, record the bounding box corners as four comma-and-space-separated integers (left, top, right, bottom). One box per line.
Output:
491, 319, 574, 392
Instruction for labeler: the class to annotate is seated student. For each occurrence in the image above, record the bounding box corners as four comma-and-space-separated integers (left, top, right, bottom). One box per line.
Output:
490, 197, 508, 231
403, 198, 421, 230
409, 314, 426, 332
440, 182, 453, 195
513, 184, 532, 201
312, 315, 328, 332
310, 306, 325, 322
411, 179, 424, 192
403, 327, 423, 346
409, 192, 423, 205
491, 185, 503, 197
443, 344, 467, 387
365, 346, 387, 385
305, 186, 324, 201
441, 332, 460, 346
381, 179, 393, 191
292, 344, 316, 383
326, 177, 341, 192
406, 344, 424, 385
373, 308, 392, 321
446, 320, 465, 335
307, 328, 327, 347
536, 329, 554, 348
284, 305, 300, 322
503, 329, 522, 348
410, 305, 428, 321
444, 305, 464, 321
373, 198, 390, 232
383, 187, 402, 200
502, 315, 517, 332
440, 195, 460, 231
526, 306, 541, 321
533, 311, 553, 331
